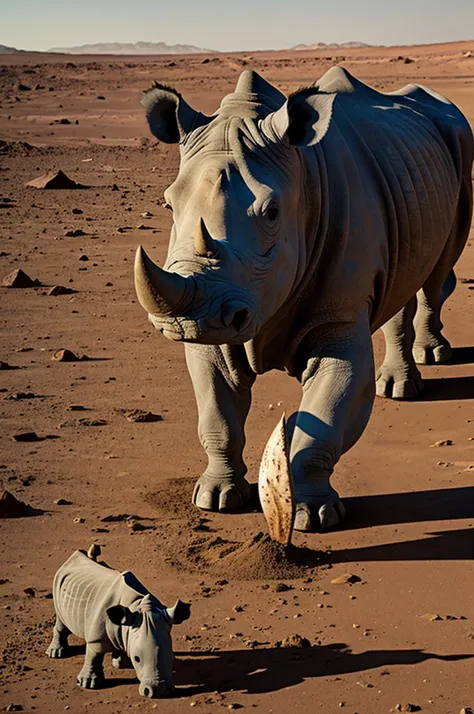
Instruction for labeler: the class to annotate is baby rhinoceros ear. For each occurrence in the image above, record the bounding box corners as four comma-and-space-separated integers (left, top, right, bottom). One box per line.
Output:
166, 599, 191, 625
106, 605, 141, 627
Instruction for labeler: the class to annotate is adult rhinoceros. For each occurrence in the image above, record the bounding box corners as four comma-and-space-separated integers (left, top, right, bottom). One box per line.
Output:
134, 67, 473, 531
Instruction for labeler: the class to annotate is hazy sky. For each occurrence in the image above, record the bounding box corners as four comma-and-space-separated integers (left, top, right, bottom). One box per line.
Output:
2, 0, 473, 52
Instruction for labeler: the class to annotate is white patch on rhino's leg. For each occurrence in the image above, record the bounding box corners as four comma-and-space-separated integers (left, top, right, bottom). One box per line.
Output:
413, 268, 456, 364
376, 297, 424, 400
186, 344, 255, 512
46, 616, 70, 658
290, 317, 375, 531
77, 643, 105, 689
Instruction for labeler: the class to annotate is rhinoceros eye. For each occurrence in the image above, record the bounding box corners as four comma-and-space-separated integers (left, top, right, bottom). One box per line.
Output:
134, 655, 141, 663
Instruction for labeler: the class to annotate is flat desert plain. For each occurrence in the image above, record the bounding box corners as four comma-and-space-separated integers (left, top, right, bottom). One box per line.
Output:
0, 40, 473, 714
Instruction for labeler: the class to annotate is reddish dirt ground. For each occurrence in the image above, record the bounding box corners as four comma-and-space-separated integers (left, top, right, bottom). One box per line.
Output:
0, 40, 473, 714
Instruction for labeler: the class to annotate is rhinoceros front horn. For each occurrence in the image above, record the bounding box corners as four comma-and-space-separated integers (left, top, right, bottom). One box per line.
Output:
134, 246, 194, 317
258, 414, 295, 547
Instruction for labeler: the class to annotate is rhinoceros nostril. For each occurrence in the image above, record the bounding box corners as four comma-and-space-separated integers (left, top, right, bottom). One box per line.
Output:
143, 687, 150, 698
232, 308, 249, 331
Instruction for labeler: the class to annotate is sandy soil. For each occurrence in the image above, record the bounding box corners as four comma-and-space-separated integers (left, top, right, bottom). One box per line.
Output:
0, 40, 473, 714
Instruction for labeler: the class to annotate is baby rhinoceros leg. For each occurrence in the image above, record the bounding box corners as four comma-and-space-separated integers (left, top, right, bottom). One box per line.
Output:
46, 616, 70, 659
77, 643, 105, 689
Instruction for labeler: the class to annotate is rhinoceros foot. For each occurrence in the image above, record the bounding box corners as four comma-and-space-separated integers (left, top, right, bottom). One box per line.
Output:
375, 366, 424, 400
46, 643, 68, 659
413, 342, 452, 365
77, 668, 105, 689
294, 496, 346, 531
192, 474, 252, 512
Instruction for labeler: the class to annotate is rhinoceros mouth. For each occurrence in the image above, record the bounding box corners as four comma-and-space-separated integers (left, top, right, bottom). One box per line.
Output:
148, 311, 256, 345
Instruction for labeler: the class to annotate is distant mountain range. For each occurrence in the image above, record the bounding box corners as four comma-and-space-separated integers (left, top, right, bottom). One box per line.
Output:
292, 41, 370, 50
0, 43, 21, 53
47, 41, 214, 55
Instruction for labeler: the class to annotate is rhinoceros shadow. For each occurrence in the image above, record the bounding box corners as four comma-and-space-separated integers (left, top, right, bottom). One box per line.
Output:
174, 644, 472, 696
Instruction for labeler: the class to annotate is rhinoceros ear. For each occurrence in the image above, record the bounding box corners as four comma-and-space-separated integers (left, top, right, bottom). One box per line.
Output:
271, 87, 336, 147
142, 82, 211, 144
166, 599, 191, 625
107, 605, 140, 627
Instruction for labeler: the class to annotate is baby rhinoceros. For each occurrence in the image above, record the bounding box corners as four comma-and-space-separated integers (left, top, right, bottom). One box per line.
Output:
46, 547, 190, 698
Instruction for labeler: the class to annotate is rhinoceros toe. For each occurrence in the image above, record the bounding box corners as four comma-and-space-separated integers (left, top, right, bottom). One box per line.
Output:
77, 670, 104, 689
294, 498, 346, 531
376, 367, 424, 400
192, 474, 252, 512
413, 342, 452, 365
46, 644, 67, 659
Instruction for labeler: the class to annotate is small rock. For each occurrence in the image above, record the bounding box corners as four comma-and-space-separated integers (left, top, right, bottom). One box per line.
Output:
121, 408, 162, 423
227, 705, 243, 710
78, 254, 89, 262
65, 228, 86, 237
54, 498, 72, 505
51, 349, 80, 362
72, 208, 83, 214
278, 633, 311, 648
2, 268, 40, 288
233, 605, 245, 613
73, 517, 85, 524
0, 490, 41, 517
23, 587, 35, 597
26, 170, 84, 190
274, 582, 292, 592
97, 95, 106, 100
391, 705, 421, 713
330, 574, 362, 585
5, 705, 23, 712
430, 439, 453, 447
420, 612, 441, 621
136, 223, 152, 230
12, 432, 41, 442
6, 392, 36, 400
0, 361, 18, 370
47, 285, 77, 296
460, 708, 473, 714
141, 211, 153, 217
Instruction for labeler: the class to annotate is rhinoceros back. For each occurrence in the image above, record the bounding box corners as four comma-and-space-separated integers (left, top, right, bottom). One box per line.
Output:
53, 550, 148, 643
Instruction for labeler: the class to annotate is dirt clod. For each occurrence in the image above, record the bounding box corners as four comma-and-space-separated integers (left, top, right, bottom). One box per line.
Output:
277, 633, 312, 648
47, 285, 77, 296
120, 408, 162, 423
51, 349, 80, 362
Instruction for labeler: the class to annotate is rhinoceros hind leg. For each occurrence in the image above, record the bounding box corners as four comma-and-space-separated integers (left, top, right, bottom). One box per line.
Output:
192, 474, 252, 512
77, 643, 105, 689
376, 297, 424, 400
46, 616, 70, 658
413, 269, 456, 365
295, 495, 346, 531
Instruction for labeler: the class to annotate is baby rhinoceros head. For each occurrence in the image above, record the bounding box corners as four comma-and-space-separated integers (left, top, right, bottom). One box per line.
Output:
107, 593, 191, 698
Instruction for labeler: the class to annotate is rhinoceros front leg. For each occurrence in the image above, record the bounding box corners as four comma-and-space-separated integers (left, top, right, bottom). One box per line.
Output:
46, 615, 70, 658
376, 297, 424, 400
291, 316, 375, 531
186, 344, 255, 512
77, 642, 105, 689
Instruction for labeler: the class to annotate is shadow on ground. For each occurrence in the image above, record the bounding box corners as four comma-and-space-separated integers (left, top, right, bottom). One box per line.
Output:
174, 644, 473, 695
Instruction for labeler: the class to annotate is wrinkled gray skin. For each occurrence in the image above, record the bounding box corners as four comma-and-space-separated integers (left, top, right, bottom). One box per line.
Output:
46, 550, 191, 698
135, 66, 473, 531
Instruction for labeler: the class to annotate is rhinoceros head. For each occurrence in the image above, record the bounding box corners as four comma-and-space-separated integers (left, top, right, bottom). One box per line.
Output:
107, 594, 190, 698
134, 70, 335, 345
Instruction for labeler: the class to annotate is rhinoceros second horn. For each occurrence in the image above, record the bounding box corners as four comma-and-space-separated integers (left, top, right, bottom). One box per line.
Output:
258, 415, 295, 547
